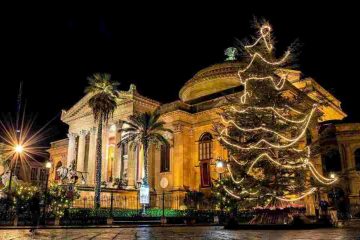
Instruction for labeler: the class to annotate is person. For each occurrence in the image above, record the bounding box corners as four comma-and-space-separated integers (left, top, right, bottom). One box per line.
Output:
29, 192, 41, 236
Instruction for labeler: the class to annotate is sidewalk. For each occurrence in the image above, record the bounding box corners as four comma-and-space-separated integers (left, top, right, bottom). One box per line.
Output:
0, 223, 220, 230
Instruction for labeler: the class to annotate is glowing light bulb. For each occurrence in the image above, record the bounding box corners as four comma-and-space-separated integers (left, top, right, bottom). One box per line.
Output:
14, 145, 23, 153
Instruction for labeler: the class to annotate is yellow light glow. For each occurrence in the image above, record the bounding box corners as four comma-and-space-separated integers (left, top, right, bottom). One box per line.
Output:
14, 145, 23, 153
45, 161, 52, 169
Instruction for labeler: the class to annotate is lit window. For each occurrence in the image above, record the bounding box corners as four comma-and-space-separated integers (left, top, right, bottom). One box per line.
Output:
199, 133, 213, 187
160, 144, 170, 172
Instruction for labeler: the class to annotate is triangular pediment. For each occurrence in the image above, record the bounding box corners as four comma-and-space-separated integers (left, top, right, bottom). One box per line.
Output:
61, 85, 160, 124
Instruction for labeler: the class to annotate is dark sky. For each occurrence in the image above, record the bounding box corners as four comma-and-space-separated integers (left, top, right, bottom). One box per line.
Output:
1, 3, 359, 143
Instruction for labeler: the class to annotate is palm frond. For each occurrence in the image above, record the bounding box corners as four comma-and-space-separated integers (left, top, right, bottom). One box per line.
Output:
85, 73, 120, 123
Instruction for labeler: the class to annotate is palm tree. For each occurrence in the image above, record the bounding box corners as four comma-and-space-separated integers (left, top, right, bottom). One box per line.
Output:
85, 73, 119, 209
118, 110, 172, 187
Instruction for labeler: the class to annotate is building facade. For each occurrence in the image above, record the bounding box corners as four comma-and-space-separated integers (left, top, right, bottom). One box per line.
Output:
0, 142, 48, 188
48, 59, 359, 214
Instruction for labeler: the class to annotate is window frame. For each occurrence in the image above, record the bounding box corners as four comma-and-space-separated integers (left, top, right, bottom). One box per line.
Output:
199, 133, 213, 188
160, 144, 170, 173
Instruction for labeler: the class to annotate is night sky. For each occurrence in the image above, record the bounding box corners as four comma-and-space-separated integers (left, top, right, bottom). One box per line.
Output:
1, 4, 359, 143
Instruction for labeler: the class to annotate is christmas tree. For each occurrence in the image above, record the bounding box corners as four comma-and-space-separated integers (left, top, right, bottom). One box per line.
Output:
214, 22, 337, 217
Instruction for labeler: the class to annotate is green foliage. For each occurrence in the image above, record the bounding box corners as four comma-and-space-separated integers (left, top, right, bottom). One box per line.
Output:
119, 110, 173, 185
85, 73, 119, 123
67, 208, 185, 218
12, 183, 40, 214
48, 183, 80, 218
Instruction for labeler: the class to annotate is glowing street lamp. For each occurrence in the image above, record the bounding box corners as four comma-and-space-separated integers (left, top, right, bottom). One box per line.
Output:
14, 144, 23, 153
215, 157, 226, 179
330, 173, 336, 179
45, 161, 52, 169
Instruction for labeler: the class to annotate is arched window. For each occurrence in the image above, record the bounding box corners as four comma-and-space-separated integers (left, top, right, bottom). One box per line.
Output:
199, 133, 213, 187
355, 148, 360, 171
322, 149, 342, 173
55, 161, 62, 181
199, 133, 213, 161
160, 144, 170, 172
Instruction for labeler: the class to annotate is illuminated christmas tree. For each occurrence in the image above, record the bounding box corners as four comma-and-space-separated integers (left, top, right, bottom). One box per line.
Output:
214, 21, 337, 218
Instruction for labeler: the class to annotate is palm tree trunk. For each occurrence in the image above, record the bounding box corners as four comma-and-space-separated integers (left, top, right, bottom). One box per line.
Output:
94, 119, 103, 209
143, 142, 149, 186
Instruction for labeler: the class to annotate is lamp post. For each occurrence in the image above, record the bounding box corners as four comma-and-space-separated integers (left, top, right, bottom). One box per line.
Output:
160, 177, 168, 224
42, 161, 52, 225
215, 157, 226, 224
136, 180, 142, 215
8, 144, 23, 192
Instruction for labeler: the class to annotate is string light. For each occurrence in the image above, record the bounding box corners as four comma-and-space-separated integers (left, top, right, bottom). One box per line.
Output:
230, 105, 311, 124
238, 24, 291, 104
221, 106, 315, 143
227, 164, 244, 184
246, 153, 308, 174
244, 24, 273, 52
224, 186, 259, 199
216, 22, 337, 207
308, 162, 338, 185
230, 154, 248, 165
275, 188, 317, 202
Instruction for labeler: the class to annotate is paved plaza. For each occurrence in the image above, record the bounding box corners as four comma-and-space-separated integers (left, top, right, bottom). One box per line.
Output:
0, 226, 360, 240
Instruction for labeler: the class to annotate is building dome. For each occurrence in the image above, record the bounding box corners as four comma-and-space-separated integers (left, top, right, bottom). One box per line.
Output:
179, 61, 241, 103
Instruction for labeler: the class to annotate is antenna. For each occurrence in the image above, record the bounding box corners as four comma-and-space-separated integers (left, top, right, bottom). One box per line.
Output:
16, 81, 23, 134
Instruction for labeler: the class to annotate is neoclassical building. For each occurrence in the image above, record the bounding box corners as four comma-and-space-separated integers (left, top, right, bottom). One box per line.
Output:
48, 57, 359, 213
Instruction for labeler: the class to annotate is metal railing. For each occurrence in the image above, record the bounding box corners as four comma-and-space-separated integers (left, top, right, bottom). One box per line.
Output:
72, 192, 185, 210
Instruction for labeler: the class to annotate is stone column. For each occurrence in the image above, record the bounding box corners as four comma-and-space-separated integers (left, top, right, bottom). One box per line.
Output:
113, 122, 122, 180
127, 145, 136, 188
87, 127, 97, 185
67, 133, 77, 168
76, 130, 88, 172
172, 123, 185, 190
345, 145, 353, 169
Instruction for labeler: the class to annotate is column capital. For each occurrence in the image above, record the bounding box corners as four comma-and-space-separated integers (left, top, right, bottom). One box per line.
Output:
172, 122, 191, 133
79, 129, 88, 136
67, 132, 77, 139
89, 127, 97, 135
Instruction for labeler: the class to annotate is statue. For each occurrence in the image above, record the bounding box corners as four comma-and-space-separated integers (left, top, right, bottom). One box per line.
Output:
224, 47, 238, 61
56, 161, 79, 184
0, 169, 20, 192
56, 166, 68, 181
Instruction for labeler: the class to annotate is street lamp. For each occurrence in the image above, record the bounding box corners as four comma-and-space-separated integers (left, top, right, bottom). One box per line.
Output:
160, 177, 169, 224
42, 161, 52, 225
136, 180, 142, 214
215, 157, 227, 224
14, 145, 23, 153
215, 157, 226, 179
8, 144, 23, 192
